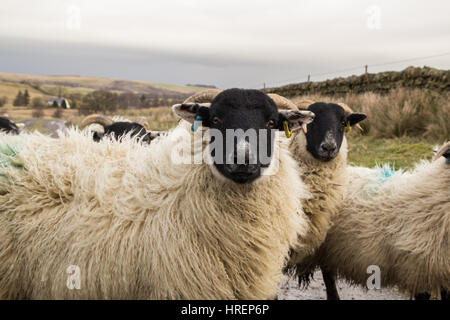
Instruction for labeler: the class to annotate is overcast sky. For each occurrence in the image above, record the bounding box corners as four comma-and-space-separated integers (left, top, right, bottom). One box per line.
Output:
0, 0, 449, 88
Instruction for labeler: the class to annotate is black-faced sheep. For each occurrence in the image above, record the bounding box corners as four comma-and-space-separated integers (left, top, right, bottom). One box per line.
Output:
283, 102, 366, 291
0, 89, 315, 299
81, 114, 158, 143
0, 116, 20, 135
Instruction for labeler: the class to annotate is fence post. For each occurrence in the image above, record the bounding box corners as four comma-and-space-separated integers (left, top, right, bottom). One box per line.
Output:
365, 65, 368, 75
307, 74, 311, 82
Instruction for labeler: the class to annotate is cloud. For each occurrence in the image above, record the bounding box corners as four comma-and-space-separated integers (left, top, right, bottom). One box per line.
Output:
0, 0, 449, 87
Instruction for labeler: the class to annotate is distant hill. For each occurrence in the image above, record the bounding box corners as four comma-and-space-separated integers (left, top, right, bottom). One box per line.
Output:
186, 84, 217, 89
0, 72, 206, 106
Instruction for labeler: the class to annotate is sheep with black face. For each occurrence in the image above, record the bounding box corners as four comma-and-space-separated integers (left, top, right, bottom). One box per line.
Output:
0, 88, 314, 299
285, 102, 366, 294
81, 114, 158, 143
303, 103, 366, 162
174, 89, 312, 184
0, 116, 20, 135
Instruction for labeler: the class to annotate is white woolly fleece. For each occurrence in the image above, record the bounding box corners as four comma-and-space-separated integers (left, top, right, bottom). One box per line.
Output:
320, 153, 450, 295
287, 131, 348, 267
0, 126, 309, 299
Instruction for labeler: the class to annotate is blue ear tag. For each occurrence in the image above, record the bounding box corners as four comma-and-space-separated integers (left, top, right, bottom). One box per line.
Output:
446, 158, 450, 164
191, 115, 202, 132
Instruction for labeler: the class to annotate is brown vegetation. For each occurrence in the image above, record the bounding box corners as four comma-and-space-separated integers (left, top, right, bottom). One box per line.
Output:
291, 88, 450, 142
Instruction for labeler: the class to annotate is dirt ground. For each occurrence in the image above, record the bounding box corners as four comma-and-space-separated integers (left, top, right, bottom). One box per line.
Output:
279, 271, 409, 300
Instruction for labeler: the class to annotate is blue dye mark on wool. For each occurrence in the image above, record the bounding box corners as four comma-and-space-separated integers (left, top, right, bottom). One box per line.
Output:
446, 158, 450, 164
375, 164, 401, 184
0, 144, 23, 169
380, 166, 396, 179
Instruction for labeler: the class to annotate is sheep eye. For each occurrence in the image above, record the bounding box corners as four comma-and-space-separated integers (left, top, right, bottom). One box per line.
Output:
267, 120, 276, 129
341, 120, 347, 127
212, 117, 221, 125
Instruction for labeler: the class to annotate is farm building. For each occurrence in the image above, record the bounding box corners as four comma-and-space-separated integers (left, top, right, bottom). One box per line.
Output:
47, 97, 71, 109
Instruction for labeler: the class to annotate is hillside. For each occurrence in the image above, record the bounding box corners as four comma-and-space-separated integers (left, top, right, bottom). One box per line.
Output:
0, 72, 206, 107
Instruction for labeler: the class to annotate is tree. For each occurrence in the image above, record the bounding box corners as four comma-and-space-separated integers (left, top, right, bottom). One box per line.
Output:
61, 99, 67, 109
31, 97, 45, 109
139, 94, 147, 108
71, 100, 79, 109
52, 101, 59, 108
23, 90, 30, 106
80, 90, 119, 115
0, 96, 7, 107
118, 92, 139, 109
13, 91, 24, 106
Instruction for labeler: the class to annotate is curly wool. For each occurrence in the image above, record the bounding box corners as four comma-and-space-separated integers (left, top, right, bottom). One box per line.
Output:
0, 126, 309, 299
318, 153, 450, 295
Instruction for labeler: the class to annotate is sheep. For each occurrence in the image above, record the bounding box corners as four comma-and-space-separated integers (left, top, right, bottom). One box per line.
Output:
0, 88, 315, 299
81, 114, 159, 143
0, 116, 20, 135
315, 142, 450, 299
282, 102, 366, 275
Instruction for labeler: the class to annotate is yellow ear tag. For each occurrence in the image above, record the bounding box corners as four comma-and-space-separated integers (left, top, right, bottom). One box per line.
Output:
283, 121, 292, 138
346, 121, 352, 133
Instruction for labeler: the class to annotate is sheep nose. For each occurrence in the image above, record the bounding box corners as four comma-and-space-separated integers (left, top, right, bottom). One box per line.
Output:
320, 141, 337, 153
224, 163, 259, 174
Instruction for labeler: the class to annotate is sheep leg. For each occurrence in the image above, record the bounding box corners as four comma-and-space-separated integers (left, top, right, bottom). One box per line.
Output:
320, 264, 340, 300
414, 292, 431, 300
415, 288, 448, 300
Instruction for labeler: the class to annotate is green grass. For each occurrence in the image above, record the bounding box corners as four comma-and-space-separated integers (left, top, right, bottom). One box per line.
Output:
347, 135, 434, 170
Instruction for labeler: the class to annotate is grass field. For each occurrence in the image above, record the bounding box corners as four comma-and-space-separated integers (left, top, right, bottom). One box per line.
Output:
347, 135, 434, 170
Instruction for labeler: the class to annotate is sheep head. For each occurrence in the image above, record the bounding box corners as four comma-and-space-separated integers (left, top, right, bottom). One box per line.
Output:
173, 89, 315, 184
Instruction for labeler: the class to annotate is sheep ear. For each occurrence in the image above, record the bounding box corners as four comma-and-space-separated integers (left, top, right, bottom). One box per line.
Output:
172, 103, 211, 124
278, 110, 315, 133
346, 113, 367, 127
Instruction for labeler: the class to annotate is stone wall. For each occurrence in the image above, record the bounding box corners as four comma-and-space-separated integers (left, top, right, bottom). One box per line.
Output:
265, 66, 449, 97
